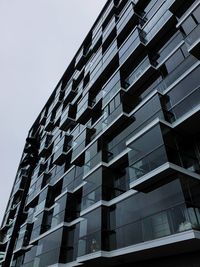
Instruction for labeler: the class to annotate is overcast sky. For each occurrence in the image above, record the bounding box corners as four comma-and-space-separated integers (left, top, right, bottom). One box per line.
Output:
0, 0, 106, 223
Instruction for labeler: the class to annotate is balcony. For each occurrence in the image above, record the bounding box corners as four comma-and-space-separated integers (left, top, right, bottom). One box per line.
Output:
76, 94, 94, 123
102, 0, 114, 23
117, 2, 134, 34
63, 81, 77, 105
163, 86, 200, 134
44, 114, 54, 131
14, 224, 32, 252
143, 9, 176, 46
92, 28, 102, 51
62, 165, 84, 195
184, 23, 200, 59
39, 133, 53, 157
133, 0, 149, 12
102, 40, 118, 71
59, 104, 76, 131
117, 1, 145, 43
12, 176, 27, 196
90, 91, 102, 111
123, 56, 157, 93
75, 47, 85, 70
71, 128, 89, 163
126, 123, 200, 193
87, 104, 132, 146
54, 105, 63, 126
118, 27, 145, 65
103, 16, 116, 43
39, 110, 47, 126
52, 134, 72, 165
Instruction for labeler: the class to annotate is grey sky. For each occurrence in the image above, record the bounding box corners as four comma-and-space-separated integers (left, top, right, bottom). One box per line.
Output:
0, 0, 106, 223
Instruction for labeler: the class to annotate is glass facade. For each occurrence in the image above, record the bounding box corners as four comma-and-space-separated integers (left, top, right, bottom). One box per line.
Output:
1, 0, 200, 267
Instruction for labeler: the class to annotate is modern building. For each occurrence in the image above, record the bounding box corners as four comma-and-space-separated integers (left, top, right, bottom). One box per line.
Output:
1, 0, 200, 266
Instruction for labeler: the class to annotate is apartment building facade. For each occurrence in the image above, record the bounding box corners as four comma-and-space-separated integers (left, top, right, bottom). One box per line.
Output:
1, 0, 200, 266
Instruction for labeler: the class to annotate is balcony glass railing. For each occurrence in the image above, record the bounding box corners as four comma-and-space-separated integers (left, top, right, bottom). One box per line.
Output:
27, 208, 35, 223
34, 199, 46, 215
90, 48, 102, 72
146, 55, 197, 96
27, 179, 43, 203
39, 134, 53, 154
45, 114, 54, 127
54, 105, 63, 122
71, 130, 87, 160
